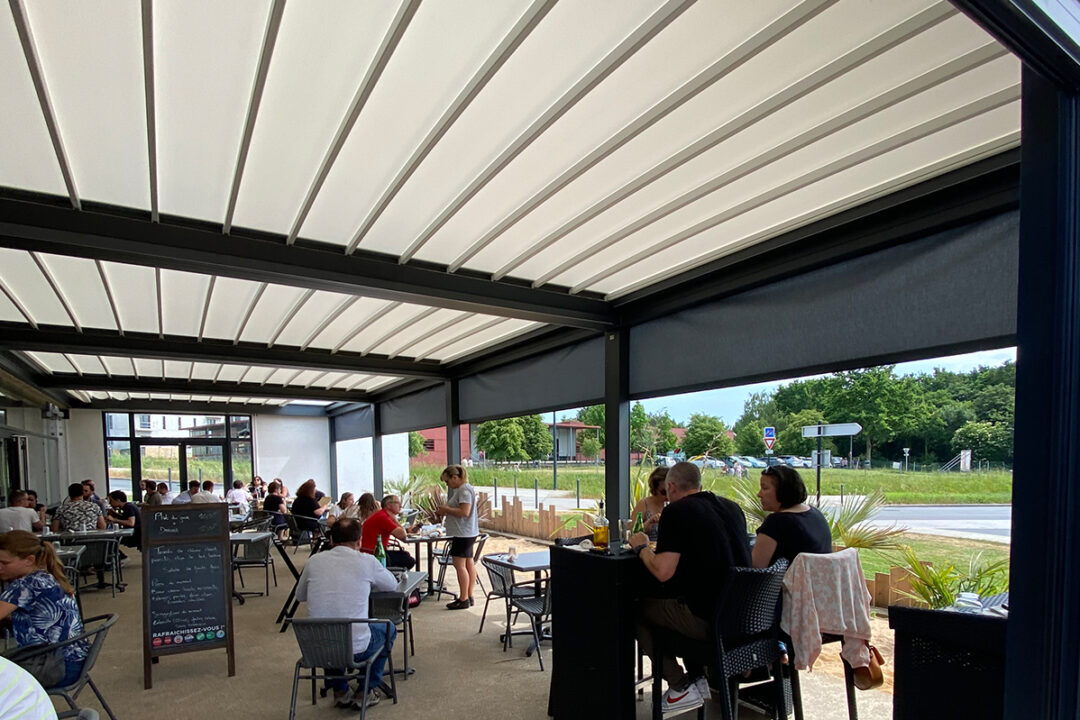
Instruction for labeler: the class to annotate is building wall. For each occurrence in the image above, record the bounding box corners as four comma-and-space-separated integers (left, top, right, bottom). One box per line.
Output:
2, 407, 66, 505
67, 409, 105, 491
253, 414, 332, 495
416, 426, 471, 466
333, 433, 410, 501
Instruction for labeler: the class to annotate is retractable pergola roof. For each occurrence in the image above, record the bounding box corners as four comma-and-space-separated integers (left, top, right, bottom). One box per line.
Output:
0, 0, 1020, 411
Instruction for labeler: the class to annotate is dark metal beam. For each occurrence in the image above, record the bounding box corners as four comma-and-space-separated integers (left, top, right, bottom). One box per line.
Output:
951, 0, 1080, 92
36, 374, 373, 403
603, 329, 629, 531
0, 351, 70, 408
0, 192, 614, 331
0, 324, 446, 379
614, 148, 1020, 324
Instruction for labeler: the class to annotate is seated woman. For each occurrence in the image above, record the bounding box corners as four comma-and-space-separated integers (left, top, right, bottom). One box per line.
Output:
263, 481, 289, 538
225, 480, 251, 514
630, 466, 668, 541
291, 480, 326, 534
355, 493, 379, 524
0, 531, 86, 687
325, 492, 354, 527
751, 465, 832, 568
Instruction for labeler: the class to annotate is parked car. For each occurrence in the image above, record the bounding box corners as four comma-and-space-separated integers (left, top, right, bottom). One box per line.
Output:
689, 454, 725, 469
782, 456, 812, 468
737, 455, 767, 468
761, 456, 786, 467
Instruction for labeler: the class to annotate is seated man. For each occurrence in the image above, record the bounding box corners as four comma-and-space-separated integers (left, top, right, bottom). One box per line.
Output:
52, 483, 106, 533
0, 491, 43, 532
81, 479, 109, 516
156, 482, 174, 505
189, 481, 221, 504
360, 495, 415, 569
106, 490, 143, 550
295, 518, 397, 709
172, 480, 200, 505
629, 461, 752, 714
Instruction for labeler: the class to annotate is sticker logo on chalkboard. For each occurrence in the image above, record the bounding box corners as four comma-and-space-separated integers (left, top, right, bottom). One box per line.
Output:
216, 630, 225, 639
173, 635, 183, 644
184, 635, 195, 643
153, 638, 162, 647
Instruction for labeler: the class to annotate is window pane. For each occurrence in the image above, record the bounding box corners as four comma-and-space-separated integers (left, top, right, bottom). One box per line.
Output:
107, 440, 132, 496
105, 413, 130, 437
131, 414, 226, 438
187, 445, 225, 492
139, 444, 180, 496
231, 441, 252, 486
229, 415, 251, 439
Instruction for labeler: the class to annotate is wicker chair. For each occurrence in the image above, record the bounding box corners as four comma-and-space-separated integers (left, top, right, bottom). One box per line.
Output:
648, 558, 789, 720
289, 617, 397, 720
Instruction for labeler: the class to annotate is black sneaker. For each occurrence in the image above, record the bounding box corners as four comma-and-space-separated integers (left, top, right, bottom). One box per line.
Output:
469, 597, 474, 607
446, 599, 470, 610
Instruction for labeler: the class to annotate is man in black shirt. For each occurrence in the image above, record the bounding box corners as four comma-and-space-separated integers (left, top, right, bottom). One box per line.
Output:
629, 461, 751, 714
107, 490, 143, 551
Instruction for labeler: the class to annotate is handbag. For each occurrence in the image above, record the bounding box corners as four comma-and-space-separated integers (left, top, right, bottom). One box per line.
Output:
4, 643, 66, 688
853, 643, 885, 690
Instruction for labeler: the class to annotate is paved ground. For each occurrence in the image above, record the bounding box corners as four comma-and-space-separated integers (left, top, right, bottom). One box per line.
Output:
476, 485, 1013, 544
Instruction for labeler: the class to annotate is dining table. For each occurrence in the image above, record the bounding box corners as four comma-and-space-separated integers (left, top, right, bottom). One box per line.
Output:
401, 534, 448, 596
483, 551, 551, 650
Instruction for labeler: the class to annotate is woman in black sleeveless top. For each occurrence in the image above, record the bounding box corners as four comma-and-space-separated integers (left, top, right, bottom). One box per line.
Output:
751, 465, 832, 568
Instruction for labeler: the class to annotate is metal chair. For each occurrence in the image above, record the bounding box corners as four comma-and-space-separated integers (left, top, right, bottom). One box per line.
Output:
289, 617, 397, 720
370, 583, 416, 680
509, 576, 552, 670
434, 534, 489, 599
478, 555, 535, 649
68, 538, 122, 597
648, 559, 790, 720
233, 532, 277, 597
14, 613, 119, 720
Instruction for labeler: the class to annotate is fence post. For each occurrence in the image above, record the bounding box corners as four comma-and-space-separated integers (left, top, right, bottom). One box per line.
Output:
198, 467, 202, 483
534, 477, 539, 509
513, 473, 518, 497
167, 467, 171, 484
840, 484, 844, 503
493, 476, 498, 505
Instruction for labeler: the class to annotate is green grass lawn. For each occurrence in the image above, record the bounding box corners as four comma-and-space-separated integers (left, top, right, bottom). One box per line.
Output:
412, 463, 1012, 504
858, 533, 1010, 578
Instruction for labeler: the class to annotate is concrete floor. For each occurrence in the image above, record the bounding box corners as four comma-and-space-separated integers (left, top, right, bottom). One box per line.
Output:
64, 534, 893, 719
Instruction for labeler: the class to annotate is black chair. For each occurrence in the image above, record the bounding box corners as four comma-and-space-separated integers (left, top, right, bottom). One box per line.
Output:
434, 534, 489, 599
509, 576, 552, 670
233, 532, 277, 597
478, 554, 535, 649
370, 580, 417, 680
13, 613, 119, 720
649, 559, 789, 720
68, 538, 122, 597
289, 617, 397, 720
286, 514, 327, 555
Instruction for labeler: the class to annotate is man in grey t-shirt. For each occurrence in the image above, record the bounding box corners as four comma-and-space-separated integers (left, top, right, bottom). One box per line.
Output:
436, 465, 479, 610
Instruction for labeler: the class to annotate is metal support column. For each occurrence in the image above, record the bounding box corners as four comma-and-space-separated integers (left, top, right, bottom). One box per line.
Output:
445, 380, 461, 465
603, 330, 629, 533
372, 405, 384, 499
1005, 66, 1080, 720
328, 416, 338, 500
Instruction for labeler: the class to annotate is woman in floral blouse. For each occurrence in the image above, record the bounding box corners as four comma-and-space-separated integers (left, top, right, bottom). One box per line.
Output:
0, 531, 86, 687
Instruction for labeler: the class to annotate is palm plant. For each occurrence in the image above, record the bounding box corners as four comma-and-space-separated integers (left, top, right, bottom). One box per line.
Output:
385, 474, 436, 510
896, 545, 959, 609
956, 551, 1010, 596
821, 490, 904, 550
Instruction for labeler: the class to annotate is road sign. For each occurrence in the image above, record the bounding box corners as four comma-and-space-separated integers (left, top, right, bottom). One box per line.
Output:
812, 450, 832, 468
801, 422, 862, 438
763, 426, 775, 450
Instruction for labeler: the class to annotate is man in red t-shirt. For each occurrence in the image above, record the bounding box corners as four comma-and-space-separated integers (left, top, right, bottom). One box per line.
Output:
361, 496, 415, 569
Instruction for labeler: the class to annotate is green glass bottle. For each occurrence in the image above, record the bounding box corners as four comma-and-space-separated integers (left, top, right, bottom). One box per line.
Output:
374, 535, 387, 567
632, 511, 644, 535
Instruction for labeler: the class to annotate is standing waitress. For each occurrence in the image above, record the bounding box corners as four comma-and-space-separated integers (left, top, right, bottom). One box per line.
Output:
436, 465, 478, 610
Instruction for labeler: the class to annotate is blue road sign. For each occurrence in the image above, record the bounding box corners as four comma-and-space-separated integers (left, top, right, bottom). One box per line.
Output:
763, 426, 775, 438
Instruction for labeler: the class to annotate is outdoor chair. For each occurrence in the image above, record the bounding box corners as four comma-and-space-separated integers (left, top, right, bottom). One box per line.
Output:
284, 514, 326, 554
68, 538, 122, 597
370, 582, 417, 680
648, 559, 789, 720
64, 565, 83, 617
15, 613, 119, 720
508, 576, 552, 670
233, 532, 277, 597
289, 617, 398, 720
478, 554, 535, 648
434, 534, 489, 599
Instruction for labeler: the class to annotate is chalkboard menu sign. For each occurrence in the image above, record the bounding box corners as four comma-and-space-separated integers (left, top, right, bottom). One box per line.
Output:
142, 504, 234, 689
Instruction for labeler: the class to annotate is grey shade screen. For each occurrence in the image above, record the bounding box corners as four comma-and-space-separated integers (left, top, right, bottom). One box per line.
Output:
630, 211, 1018, 399
379, 384, 446, 434
459, 336, 605, 423
332, 405, 374, 441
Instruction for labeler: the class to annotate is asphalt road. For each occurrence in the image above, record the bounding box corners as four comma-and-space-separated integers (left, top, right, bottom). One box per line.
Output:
865, 504, 1011, 543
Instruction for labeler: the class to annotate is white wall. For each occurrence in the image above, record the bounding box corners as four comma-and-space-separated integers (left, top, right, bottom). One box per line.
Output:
382, 433, 410, 488
253, 414, 332, 495
335, 437, 373, 499
67, 409, 105, 489
3, 408, 66, 505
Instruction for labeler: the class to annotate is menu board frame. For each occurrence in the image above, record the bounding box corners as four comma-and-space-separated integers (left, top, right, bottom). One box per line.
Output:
142, 504, 235, 689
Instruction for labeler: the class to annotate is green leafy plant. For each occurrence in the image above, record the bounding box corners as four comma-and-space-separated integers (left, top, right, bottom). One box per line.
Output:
956, 551, 1010, 596
822, 490, 904, 550
731, 476, 767, 530
896, 545, 958, 609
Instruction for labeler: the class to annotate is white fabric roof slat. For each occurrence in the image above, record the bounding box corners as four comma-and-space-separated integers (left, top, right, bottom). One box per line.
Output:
354, 306, 439, 356
487, 2, 962, 283
190, 362, 220, 381
29, 252, 79, 329
570, 87, 1019, 295
37, 254, 117, 330
201, 276, 263, 341
308, 297, 395, 352
163, 360, 191, 379
0, 6, 66, 195
101, 262, 158, 334
154, 0, 271, 222
230, 1, 403, 234
0, 248, 71, 326
273, 290, 353, 349
243, 366, 275, 385
160, 269, 210, 338
101, 356, 133, 376
23, 1, 148, 208
24, 351, 72, 374
384, 310, 470, 359
331, 300, 404, 353
217, 364, 248, 383
67, 354, 106, 376
411, 315, 509, 362
429, 318, 540, 363
539, 42, 1013, 289
133, 358, 163, 378
337, 303, 430, 354
302, 0, 546, 250
238, 283, 307, 344
443, 0, 836, 273
287, 370, 321, 387
0, 283, 26, 323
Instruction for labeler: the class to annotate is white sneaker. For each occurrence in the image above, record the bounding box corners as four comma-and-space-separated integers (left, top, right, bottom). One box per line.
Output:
693, 676, 711, 699
662, 683, 704, 714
